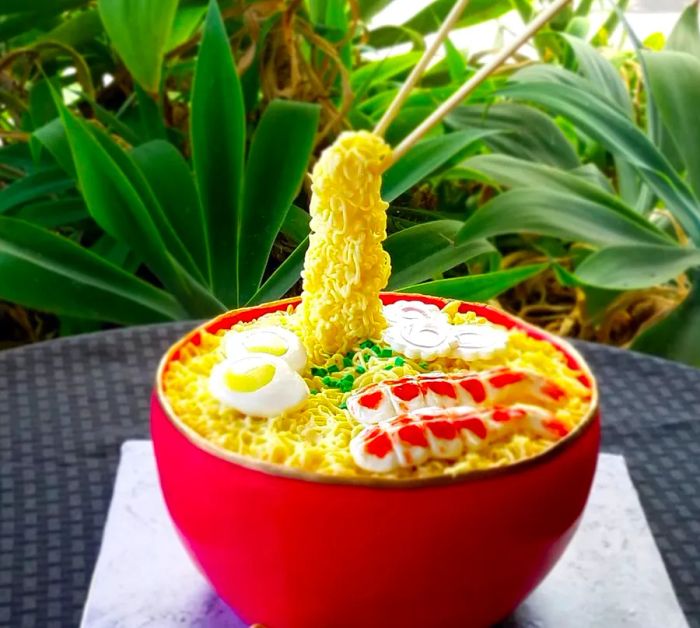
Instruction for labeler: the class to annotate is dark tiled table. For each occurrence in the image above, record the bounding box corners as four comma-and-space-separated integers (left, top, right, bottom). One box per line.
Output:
1, 323, 699, 627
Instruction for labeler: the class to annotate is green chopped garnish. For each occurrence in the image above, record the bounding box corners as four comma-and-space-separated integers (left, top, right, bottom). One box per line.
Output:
419, 361, 429, 370
322, 376, 336, 387
371, 345, 382, 356
341, 372, 354, 382
311, 367, 327, 377
342, 356, 353, 368
355, 366, 366, 374
345, 350, 356, 358
339, 381, 353, 393
339, 401, 348, 410
310, 389, 319, 395
359, 340, 374, 349
327, 364, 340, 374
380, 348, 393, 358
394, 357, 405, 366
384, 364, 394, 370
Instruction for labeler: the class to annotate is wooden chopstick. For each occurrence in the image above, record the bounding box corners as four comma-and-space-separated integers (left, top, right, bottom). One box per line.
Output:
384, 0, 573, 169
373, 0, 472, 137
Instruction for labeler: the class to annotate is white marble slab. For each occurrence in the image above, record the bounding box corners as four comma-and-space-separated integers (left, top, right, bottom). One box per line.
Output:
81, 441, 688, 628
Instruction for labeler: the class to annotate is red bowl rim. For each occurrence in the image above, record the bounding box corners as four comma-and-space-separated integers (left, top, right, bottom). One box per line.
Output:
154, 293, 600, 488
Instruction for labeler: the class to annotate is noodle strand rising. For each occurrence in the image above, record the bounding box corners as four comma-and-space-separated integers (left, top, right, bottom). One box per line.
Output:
298, 131, 392, 361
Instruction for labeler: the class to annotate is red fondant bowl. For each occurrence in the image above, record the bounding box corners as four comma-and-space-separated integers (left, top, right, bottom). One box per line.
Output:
151, 293, 600, 628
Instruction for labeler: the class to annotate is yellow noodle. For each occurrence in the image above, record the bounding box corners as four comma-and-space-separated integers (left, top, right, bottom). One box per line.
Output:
297, 131, 392, 361
162, 306, 592, 479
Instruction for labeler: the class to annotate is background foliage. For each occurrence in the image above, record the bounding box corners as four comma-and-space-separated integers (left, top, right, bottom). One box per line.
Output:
1, 0, 699, 367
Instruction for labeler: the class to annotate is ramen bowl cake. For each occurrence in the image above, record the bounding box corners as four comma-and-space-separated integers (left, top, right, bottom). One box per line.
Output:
152, 132, 600, 628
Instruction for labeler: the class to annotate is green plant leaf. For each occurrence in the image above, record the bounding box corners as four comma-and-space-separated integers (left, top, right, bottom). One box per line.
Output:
401, 0, 513, 35
667, 1, 700, 60
97, 0, 178, 93
632, 279, 700, 367
247, 237, 309, 306
281, 204, 311, 245
461, 154, 673, 243
40, 7, 103, 48
500, 80, 700, 244
12, 198, 87, 228
131, 139, 210, 284
0, 167, 74, 213
560, 33, 632, 115
399, 264, 548, 300
238, 100, 319, 303
358, 0, 394, 20
57, 98, 223, 317
134, 84, 167, 142
191, 0, 246, 306
0, 217, 184, 324
443, 37, 467, 83
446, 103, 579, 169
456, 188, 675, 248
87, 124, 204, 283
33, 118, 75, 177
643, 50, 700, 201
382, 129, 496, 202
385, 220, 494, 289
350, 51, 423, 93
573, 244, 700, 290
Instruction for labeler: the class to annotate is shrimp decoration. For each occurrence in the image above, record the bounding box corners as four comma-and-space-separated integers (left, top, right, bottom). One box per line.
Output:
347, 368, 568, 425
351, 404, 570, 473
347, 368, 577, 473
297, 132, 392, 362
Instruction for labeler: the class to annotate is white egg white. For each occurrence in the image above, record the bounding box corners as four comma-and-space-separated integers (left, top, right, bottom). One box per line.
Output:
209, 355, 308, 417
222, 326, 307, 372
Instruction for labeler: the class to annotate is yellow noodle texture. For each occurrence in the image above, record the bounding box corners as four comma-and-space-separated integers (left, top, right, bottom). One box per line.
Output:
162, 306, 593, 479
298, 131, 392, 362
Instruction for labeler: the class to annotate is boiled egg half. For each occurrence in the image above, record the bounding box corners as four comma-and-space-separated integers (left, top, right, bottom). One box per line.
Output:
209, 355, 309, 417
222, 326, 307, 372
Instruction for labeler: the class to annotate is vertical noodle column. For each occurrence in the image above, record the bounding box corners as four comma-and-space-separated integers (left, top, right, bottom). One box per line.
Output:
298, 131, 392, 360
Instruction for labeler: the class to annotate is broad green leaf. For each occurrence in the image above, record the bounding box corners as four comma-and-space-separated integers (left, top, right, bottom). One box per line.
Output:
281, 204, 311, 245
238, 100, 319, 303
57, 100, 223, 317
399, 264, 548, 301
382, 129, 496, 202
87, 124, 204, 284
444, 37, 467, 84
574, 244, 700, 290
385, 220, 494, 289
456, 188, 675, 248
191, 0, 246, 306
134, 84, 167, 142
358, 0, 394, 20
350, 52, 422, 93
500, 81, 700, 245
98, 0, 178, 93
446, 103, 579, 169
131, 140, 209, 283
1, 0, 88, 13
401, 0, 513, 35
13, 198, 88, 228
643, 51, 700, 201
41, 7, 103, 48
367, 25, 426, 51
28, 79, 59, 130
168, 3, 207, 50
0, 217, 184, 324
0, 168, 73, 213
560, 33, 632, 115
667, 1, 700, 60
462, 154, 672, 243
385, 106, 441, 146
632, 279, 700, 367
33, 118, 75, 177
247, 238, 309, 306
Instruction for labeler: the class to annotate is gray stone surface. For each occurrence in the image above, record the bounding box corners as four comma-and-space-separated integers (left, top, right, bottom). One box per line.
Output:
81, 442, 688, 628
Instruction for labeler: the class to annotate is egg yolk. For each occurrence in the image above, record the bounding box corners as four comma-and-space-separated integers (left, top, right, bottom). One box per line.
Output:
225, 364, 276, 392
243, 333, 287, 357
